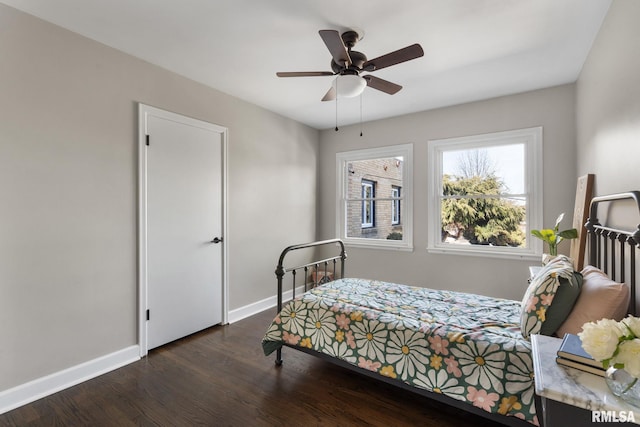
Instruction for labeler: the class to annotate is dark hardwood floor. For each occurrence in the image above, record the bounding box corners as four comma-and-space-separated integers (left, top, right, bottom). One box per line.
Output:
1, 309, 500, 426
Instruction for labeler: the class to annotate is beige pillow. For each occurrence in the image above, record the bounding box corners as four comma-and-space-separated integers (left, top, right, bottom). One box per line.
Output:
556, 265, 630, 336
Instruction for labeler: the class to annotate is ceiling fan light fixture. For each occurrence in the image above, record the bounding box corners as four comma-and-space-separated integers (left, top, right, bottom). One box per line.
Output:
334, 74, 366, 98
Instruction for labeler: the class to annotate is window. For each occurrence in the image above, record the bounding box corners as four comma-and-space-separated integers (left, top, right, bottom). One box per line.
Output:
337, 144, 413, 250
361, 180, 375, 228
427, 127, 542, 259
391, 186, 401, 225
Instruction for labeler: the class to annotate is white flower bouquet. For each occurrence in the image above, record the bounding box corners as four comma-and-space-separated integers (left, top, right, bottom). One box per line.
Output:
579, 316, 640, 378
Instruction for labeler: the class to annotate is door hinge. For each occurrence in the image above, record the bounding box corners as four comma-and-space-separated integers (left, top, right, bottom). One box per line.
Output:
146, 309, 150, 321
145, 134, 150, 146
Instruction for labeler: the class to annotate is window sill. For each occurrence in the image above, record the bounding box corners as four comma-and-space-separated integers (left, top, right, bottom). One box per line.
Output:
344, 239, 414, 252
427, 246, 540, 261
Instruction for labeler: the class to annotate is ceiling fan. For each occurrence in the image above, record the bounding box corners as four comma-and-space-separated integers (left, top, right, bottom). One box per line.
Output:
277, 29, 424, 102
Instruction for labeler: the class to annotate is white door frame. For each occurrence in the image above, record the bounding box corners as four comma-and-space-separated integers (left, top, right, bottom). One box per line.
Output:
138, 103, 229, 357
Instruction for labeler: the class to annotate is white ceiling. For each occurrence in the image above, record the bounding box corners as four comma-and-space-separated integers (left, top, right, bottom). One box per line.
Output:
2, 0, 611, 130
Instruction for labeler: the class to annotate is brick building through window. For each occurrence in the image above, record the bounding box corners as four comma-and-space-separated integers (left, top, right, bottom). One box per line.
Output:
346, 157, 403, 240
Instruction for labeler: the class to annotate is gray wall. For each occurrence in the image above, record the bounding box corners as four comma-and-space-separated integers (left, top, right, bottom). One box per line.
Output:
0, 5, 318, 391
576, 0, 640, 195
318, 85, 577, 301
3, 0, 636, 403
574, 0, 640, 317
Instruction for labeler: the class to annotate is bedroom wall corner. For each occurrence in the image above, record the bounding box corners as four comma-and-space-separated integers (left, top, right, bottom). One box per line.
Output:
576, 0, 640, 195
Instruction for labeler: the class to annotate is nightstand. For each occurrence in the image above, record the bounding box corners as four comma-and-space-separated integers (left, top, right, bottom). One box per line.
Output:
531, 334, 640, 426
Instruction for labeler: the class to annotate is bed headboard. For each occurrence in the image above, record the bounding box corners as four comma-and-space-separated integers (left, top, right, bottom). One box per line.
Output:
274, 238, 347, 313
586, 191, 640, 316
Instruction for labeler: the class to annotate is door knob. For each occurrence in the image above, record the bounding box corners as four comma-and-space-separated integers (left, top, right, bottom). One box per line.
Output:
211, 237, 223, 244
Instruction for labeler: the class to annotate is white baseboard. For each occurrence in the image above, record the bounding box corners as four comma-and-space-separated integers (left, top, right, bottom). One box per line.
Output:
0, 345, 139, 415
2, 286, 305, 414
228, 285, 305, 323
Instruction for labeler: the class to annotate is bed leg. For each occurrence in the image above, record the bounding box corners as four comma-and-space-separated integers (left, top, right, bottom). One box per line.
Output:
275, 348, 283, 366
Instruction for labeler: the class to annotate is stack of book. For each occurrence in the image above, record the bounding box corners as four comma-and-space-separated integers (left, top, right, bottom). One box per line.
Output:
556, 333, 606, 377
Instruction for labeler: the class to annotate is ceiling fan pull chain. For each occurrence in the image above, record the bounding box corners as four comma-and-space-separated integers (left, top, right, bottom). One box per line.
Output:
335, 78, 339, 131
359, 93, 362, 135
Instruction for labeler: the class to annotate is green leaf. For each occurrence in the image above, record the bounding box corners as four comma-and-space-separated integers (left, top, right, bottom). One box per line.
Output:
558, 229, 578, 239
531, 229, 556, 244
530, 230, 544, 239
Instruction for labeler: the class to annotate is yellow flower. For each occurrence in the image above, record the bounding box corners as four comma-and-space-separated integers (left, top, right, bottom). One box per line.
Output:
300, 337, 312, 348
335, 330, 345, 342
536, 306, 546, 322
380, 365, 397, 379
350, 311, 363, 321
430, 354, 443, 370
498, 396, 522, 415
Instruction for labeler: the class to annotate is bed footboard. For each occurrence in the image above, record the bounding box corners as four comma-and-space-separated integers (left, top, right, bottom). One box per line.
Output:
274, 238, 346, 365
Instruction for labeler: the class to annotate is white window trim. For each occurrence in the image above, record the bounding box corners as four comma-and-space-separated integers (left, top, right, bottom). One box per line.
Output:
391, 186, 401, 225
361, 180, 375, 228
427, 127, 543, 260
336, 144, 413, 251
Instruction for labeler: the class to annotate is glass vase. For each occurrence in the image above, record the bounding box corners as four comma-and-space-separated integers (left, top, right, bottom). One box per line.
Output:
605, 367, 640, 408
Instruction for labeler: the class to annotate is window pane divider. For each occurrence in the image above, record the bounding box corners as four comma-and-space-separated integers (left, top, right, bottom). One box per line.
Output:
346, 197, 404, 202
441, 193, 527, 200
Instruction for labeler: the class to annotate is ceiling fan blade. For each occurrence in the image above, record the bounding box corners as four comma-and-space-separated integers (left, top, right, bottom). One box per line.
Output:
362, 43, 424, 72
321, 86, 336, 102
319, 30, 351, 67
363, 75, 402, 95
276, 71, 334, 77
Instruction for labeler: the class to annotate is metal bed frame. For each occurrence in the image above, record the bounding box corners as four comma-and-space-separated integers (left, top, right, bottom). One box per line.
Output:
274, 238, 347, 366
271, 192, 640, 427
586, 191, 640, 316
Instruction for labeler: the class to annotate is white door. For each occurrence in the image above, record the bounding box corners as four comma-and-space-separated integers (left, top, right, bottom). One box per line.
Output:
141, 106, 225, 351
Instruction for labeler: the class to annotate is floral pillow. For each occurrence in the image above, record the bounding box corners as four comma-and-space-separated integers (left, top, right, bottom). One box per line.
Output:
520, 255, 582, 339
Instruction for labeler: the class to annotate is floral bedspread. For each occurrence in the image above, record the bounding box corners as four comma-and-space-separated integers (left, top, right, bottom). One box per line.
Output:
262, 278, 537, 425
